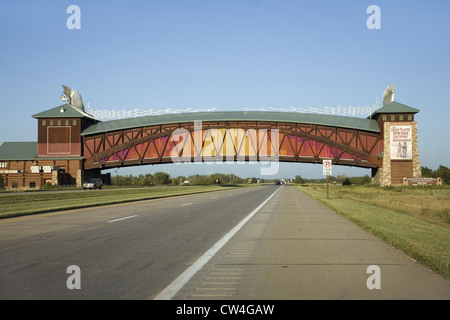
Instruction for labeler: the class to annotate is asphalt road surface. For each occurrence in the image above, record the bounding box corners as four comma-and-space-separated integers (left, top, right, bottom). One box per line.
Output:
0, 185, 449, 299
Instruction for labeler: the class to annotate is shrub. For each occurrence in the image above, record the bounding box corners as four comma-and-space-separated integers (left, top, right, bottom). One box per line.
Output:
342, 178, 352, 186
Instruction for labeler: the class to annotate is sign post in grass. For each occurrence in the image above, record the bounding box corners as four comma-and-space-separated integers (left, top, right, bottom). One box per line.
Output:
323, 160, 332, 199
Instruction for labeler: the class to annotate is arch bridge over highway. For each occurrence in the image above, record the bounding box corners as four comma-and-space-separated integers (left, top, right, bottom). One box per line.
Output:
0, 98, 421, 188
81, 111, 382, 171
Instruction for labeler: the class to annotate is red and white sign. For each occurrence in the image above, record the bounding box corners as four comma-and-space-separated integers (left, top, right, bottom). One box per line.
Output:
323, 160, 332, 175
407, 177, 439, 186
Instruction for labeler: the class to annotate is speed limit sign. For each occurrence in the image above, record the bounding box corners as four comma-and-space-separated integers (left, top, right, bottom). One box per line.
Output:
323, 160, 332, 175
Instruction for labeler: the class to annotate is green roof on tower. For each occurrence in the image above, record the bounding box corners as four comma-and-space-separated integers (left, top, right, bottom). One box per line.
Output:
369, 101, 419, 118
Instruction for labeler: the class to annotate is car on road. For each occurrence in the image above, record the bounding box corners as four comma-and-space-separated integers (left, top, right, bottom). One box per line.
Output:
83, 178, 103, 190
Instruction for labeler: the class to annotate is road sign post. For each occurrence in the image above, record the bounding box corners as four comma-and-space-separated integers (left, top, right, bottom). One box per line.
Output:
327, 175, 329, 199
323, 160, 332, 199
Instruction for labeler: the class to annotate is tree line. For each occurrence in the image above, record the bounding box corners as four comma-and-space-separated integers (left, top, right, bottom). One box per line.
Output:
110, 172, 258, 186
0, 165, 447, 190
293, 165, 449, 186
293, 174, 372, 185
421, 165, 449, 184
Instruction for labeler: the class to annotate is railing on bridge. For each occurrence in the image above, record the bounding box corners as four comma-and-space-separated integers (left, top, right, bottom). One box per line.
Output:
85, 104, 381, 121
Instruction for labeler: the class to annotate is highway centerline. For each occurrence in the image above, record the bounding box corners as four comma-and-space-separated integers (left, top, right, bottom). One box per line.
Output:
181, 202, 193, 206
107, 215, 138, 223
153, 186, 280, 300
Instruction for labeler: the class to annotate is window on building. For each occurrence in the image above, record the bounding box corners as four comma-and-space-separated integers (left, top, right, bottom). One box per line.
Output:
29, 182, 36, 188
57, 120, 61, 125
390, 115, 395, 121
408, 114, 412, 121
12, 182, 18, 188
399, 115, 404, 121
42, 120, 46, 126
50, 120, 54, 125
73, 120, 77, 126
65, 120, 69, 126
382, 115, 387, 121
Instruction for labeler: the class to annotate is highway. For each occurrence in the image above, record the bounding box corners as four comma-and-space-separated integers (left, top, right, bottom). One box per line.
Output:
0, 185, 276, 299
0, 185, 449, 299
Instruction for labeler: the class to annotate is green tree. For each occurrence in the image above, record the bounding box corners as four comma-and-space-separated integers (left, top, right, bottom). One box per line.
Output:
421, 165, 450, 184
421, 166, 434, 177
294, 175, 305, 184
435, 165, 450, 184
153, 172, 170, 185
172, 176, 186, 185
143, 173, 153, 185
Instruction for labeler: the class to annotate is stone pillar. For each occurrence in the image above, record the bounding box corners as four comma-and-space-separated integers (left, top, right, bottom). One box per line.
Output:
76, 169, 83, 188
411, 121, 421, 178
377, 121, 392, 187
51, 170, 59, 186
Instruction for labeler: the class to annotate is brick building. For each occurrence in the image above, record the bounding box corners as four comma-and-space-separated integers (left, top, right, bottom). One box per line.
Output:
0, 104, 99, 189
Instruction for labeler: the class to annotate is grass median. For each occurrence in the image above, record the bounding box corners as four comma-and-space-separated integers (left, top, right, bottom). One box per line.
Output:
0, 185, 248, 219
296, 184, 450, 281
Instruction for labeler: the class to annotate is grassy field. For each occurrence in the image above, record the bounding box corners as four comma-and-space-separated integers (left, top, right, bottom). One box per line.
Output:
297, 184, 450, 280
309, 184, 450, 227
0, 184, 249, 219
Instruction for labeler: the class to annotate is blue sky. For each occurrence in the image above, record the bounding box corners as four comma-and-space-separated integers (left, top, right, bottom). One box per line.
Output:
1, 1, 449, 179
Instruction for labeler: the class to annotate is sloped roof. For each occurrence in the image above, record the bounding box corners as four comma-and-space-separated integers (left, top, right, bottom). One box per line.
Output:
0, 142, 37, 160
32, 104, 99, 121
370, 101, 419, 117
81, 111, 381, 136
0, 142, 83, 161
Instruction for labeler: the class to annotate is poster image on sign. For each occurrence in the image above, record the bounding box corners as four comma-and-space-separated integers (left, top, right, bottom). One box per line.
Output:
390, 125, 412, 160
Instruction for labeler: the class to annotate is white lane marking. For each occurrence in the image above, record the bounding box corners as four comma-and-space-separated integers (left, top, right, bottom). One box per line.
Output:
181, 203, 193, 206
107, 215, 138, 223
153, 187, 281, 300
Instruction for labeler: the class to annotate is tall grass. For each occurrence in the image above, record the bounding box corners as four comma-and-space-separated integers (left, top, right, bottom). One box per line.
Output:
308, 184, 450, 227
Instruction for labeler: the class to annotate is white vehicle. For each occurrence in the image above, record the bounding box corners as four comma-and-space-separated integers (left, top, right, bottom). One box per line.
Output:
83, 178, 103, 190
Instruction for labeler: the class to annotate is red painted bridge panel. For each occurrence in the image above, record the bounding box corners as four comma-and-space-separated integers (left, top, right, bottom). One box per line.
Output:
82, 120, 382, 170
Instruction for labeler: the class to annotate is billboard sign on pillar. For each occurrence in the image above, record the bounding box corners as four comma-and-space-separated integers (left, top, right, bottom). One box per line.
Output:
390, 125, 412, 160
